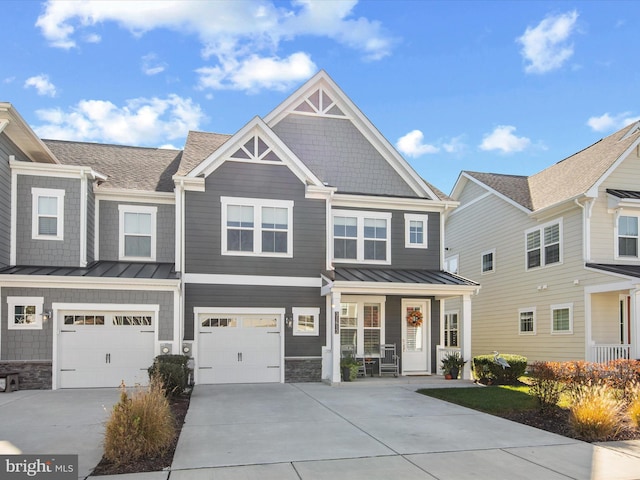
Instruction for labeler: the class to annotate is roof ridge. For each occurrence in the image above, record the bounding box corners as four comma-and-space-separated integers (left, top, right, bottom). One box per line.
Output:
43, 138, 182, 152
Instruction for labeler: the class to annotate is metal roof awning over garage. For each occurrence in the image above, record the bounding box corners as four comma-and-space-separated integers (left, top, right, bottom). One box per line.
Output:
0, 261, 180, 281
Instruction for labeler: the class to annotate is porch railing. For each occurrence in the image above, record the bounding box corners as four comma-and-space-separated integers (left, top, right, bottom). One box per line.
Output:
436, 346, 461, 374
591, 344, 631, 363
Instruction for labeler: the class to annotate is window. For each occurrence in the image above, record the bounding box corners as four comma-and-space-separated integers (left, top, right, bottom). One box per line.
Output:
119, 205, 157, 261
332, 210, 391, 264
221, 197, 293, 257
444, 312, 458, 347
404, 214, 428, 248
444, 255, 459, 274
526, 221, 561, 269
481, 249, 495, 274
618, 215, 638, 257
113, 315, 152, 326
7, 297, 44, 330
31, 188, 64, 240
292, 307, 320, 336
518, 308, 536, 335
551, 304, 573, 334
64, 314, 105, 325
339, 297, 385, 356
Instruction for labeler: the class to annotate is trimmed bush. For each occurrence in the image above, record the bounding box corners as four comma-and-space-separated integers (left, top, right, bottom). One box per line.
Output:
148, 355, 190, 396
472, 354, 527, 385
103, 378, 176, 465
528, 361, 564, 411
569, 385, 622, 441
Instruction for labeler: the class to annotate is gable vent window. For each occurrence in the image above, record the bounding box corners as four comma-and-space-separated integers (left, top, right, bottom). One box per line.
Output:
294, 88, 346, 117
525, 221, 561, 270
230, 135, 282, 163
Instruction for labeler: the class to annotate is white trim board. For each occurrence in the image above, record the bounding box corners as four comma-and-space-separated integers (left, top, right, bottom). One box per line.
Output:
184, 273, 321, 288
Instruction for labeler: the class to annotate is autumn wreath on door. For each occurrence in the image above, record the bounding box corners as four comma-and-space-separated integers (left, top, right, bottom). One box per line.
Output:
406, 309, 423, 327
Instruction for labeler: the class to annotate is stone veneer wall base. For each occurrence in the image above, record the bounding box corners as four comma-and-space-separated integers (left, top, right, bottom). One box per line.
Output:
285, 358, 321, 383
0, 361, 52, 390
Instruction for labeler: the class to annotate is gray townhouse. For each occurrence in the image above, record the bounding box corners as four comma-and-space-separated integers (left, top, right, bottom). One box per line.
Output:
0, 71, 477, 389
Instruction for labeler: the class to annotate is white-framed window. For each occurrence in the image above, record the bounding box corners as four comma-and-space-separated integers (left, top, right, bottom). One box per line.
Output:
551, 303, 573, 334
221, 197, 293, 257
481, 249, 495, 274
518, 307, 536, 335
118, 205, 157, 261
332, 210, 391, 264
525, 220, 562, 270
292, 307, 320, 336
444, 254, 459, 274
617, 215, 638, 258
444, 311, 459, 347
31, 188, 64, 240
404, 213, 428, 248
339, 296, 385, 356
7, 296, 44, 330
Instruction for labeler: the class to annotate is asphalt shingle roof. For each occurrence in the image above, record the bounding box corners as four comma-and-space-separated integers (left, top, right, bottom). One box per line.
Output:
178, 130, 231, 176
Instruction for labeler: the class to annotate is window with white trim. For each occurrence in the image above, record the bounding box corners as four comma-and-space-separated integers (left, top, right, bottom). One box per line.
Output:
481, 249, 495, 274
7, 297, 44, 330
551, 303, 573, 334
518, 307, 536, 335
332, 210, 391, 264
32, 188, 64, 240
618, 215, 638, 258
221, 197, 293, 257
339, 297, 385, 356
526, 221, 561, 269
118, 205, 157, 261
444, 254, 459, 274
404, 214, 428, 248
444, 312, 458, 347
292, 307, 320, 336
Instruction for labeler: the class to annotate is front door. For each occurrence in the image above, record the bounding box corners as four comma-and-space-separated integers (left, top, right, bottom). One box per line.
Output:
401, 299, 429, 374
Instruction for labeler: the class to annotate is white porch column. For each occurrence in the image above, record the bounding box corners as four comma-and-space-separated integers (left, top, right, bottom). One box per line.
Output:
331, 291, 342, 383
460, 293, 472, 379
631, 289, 640, 360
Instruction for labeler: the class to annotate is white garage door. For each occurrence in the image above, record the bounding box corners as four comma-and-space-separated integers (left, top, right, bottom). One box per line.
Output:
197, 311, 281, 384
58, 311, 155, 388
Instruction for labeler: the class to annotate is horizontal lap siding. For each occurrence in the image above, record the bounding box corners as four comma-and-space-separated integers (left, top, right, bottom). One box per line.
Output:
0, 134, 23, 267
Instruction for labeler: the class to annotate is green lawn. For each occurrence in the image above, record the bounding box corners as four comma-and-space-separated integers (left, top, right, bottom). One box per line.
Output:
417, 385, 538, 414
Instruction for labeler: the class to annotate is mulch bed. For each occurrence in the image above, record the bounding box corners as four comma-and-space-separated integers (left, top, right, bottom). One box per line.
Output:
91, 391, 191, 476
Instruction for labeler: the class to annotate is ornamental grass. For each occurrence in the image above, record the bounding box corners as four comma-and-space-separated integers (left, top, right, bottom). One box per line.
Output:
628, 384, 640, 429
569, 385, 622, 441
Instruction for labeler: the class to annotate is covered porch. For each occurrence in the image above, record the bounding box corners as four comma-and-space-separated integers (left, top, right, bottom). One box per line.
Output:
320, 267, 478, 383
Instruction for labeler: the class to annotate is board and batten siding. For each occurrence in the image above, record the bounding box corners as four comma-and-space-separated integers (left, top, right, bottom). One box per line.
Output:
184, 161, 326, 277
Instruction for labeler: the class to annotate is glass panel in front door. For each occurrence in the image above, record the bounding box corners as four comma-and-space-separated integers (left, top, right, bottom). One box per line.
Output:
406, 306, 423, 351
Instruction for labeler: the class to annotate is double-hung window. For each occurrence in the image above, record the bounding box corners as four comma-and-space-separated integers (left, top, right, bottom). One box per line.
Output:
332, 210, 391, 264
339, 297, 385, 356
7, 297, 44, 330
518, 308, 536, 335
119, 205, 157, 261
525, 221, 561, 269
618, 215, 638, 257
221, 197, 293, 257
481, 249, 495, 274
551, 303, 573, 334
404, 214, 428, 248
31, 188, 64, 240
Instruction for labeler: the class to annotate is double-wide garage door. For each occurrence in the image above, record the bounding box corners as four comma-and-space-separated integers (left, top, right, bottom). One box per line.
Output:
197, 311, 281, 384
58, 310, 155, 388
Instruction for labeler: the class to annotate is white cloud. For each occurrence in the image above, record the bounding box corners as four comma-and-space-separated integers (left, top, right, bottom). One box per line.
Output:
517, 10, 579, 74
35, 0, 394, 91
24, 74, 57, 97
142, 53, 167, 76
479, 125, 531, 153
33, 94, 205, 145
396, 130, 439, 158
587, 112, 640, 132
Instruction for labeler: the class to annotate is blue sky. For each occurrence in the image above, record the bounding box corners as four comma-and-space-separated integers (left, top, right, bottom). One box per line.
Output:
2, 1, 639, 194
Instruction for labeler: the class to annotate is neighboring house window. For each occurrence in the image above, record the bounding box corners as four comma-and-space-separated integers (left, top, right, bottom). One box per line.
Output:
31, 188, 64, 240
292, 307, 320, 336
526, 221, 561, 269
481, 249, 495, 274
444, 254, 459, 274
519, 308, 536, 335
339, 297, 385, 356
118, 205, 157, 261
7, 297, 44, 330
618, 215, 638, 257
332, 210, 391, 264
404, 214, 428, 248
444, 312, 458, 347
551, 303, 573, 334
221, 197, 293, 257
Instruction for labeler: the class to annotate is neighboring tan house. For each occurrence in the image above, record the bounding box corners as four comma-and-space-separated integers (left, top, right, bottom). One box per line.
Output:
445, 121, 640, 364
0, 71, 478, 389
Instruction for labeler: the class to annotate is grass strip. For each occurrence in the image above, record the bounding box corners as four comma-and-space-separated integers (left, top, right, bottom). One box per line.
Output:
417, 385, 538, 414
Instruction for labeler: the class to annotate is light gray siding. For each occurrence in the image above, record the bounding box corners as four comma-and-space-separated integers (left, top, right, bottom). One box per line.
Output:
0, 287, 174, 360
15, 175, 81, 267
185, 162, 326, 276
272, 114, 417, 197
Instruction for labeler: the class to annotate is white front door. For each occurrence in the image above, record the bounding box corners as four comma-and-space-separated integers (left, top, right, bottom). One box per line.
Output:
401, 299, 429, 374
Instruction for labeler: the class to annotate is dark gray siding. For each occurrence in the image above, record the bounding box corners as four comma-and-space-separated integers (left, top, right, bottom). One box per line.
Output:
185, 162, 326, 276
86, 183, 95, 264
99, 200, 175, 263
0, 134, 24, 267
184, 284, 325, 357
0, 287, 174, 360
15, 175, 81, 267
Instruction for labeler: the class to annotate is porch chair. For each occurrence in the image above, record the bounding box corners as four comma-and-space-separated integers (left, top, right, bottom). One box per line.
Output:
379, 343, 399, 377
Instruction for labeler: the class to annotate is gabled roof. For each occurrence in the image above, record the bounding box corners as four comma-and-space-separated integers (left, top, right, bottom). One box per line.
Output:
44, 139, 183, 192
463, 172, 533, 210
177, 130, 231, 176
0, 102, 59, 164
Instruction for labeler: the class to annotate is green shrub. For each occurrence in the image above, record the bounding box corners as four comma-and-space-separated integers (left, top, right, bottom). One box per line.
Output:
528, 361, 564, 411
569, 385, 622, 441
148, 354, 190, 396
103, 377, 176, 465
472, 354, 527, 385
